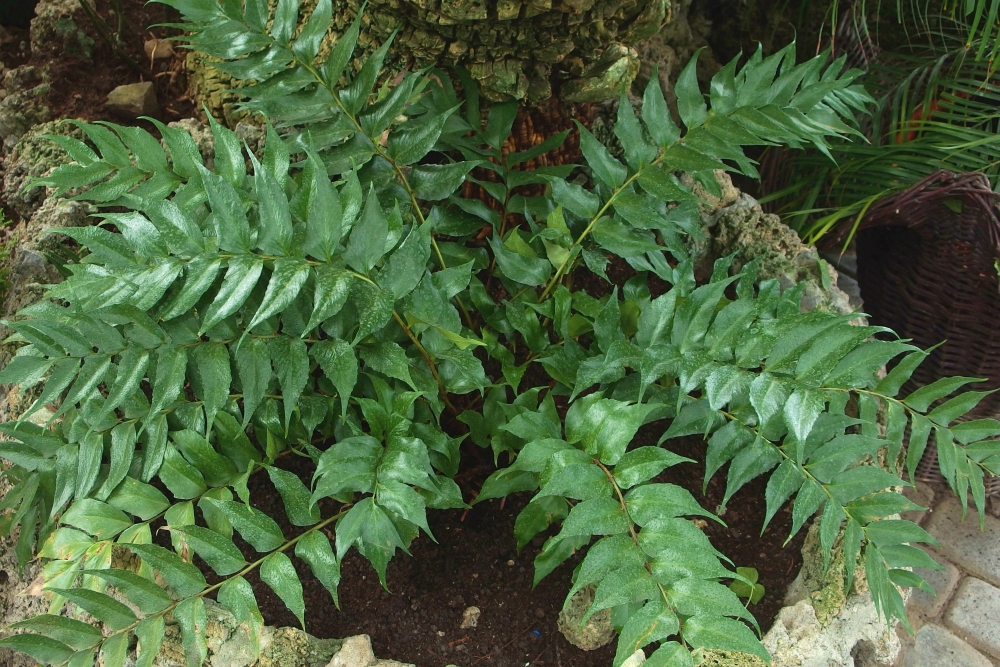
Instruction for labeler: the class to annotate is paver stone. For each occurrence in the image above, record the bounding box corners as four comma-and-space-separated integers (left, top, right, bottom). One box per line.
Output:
925, 497, 1000, 587
944, 577, 1000, 660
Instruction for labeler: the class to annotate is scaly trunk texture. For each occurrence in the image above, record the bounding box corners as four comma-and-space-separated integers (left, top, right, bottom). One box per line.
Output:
188, 0, 673, 125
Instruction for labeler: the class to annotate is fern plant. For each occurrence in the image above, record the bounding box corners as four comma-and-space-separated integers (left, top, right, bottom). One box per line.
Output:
763, 4, 1000, 243
0, 2, 997, 666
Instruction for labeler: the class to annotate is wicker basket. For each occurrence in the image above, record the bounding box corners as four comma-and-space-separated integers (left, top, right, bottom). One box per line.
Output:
823, 170, 1000, 495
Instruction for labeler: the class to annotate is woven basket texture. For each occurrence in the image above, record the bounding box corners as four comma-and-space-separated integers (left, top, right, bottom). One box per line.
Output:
823, 170, 1000, 494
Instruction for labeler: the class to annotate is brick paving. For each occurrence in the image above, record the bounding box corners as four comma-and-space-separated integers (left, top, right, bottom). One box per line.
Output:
894, 489, 1000, 666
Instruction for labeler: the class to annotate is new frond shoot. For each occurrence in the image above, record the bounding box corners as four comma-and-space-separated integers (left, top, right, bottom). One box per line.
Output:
0, 2, 994, 666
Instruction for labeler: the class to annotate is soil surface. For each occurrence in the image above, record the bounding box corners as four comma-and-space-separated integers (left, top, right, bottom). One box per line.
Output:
156, 427, 804, 667
1, 0, 193, 126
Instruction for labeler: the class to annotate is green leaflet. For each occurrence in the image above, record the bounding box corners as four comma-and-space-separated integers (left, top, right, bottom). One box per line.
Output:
9, 615, 102, 651
295, 531, 341, 606
268, 337, 309, 432
135, 617, 166, 667
260, 551, 306, 628
126, 544, 207, 597
204, 499, 285, 552
305, 265, 352, 333
245, 258, 311, 333
312, 338, 357, 419
344, 187, 389, 273
268, 467, 320, 526
81, 568, 171, 614
45, 589, 137, 631
175, 597, 208, 667
200, 255, 265, 333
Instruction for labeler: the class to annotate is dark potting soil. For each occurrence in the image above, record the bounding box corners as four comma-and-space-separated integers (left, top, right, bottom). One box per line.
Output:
165, 425, 805, 667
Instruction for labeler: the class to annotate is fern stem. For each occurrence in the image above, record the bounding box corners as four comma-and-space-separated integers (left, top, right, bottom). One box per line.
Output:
287, 58, 475, 330
538, 157, 664, 302
392, 311, 459, 414
594, 459, 690, 650
86, 508, 348, 651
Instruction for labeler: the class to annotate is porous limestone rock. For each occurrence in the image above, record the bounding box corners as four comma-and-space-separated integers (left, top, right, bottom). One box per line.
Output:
28, 0, 93, 60
762, 598, 900, 667
2, 119, 85, 217
0, 197, 91, 365
756, 522, 903, 667
150, 600, 342, 667
185, 51, 257, 128
699, 649, 767, 667
688, 171, 857, 316
0, 66, 51, 150
168, 117, 215, 167
633, 0, 719, 104
329, 634, 374, 667
557, 584, 616, 650
0, 129, 92, 667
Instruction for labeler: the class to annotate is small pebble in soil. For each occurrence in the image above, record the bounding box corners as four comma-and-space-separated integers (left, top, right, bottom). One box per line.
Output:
143, 38, 173, 60
535, 608, 545, 618
460, 606, 481, 629
506, 559, 515, 566
106, 82, 160, 118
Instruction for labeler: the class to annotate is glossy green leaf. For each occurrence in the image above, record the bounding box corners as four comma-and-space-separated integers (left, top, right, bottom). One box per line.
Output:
260, 551, 305, 628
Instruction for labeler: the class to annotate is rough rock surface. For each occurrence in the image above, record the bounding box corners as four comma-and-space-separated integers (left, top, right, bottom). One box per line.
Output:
2, 119, 85, 218
633, 0, 718, 103
765, 523, 902, 667
0, 0, 103, 152
0, 197, 92, 368
185, 51, 256, 128
556, 585, 616, 650
106, 81, 160, 118
185, 0, 681, 123
168, 117, 215, 167
687, 171, 857, 316
0, 65, 52, 151
28, 0, 93, 60
144, 600, 343, 667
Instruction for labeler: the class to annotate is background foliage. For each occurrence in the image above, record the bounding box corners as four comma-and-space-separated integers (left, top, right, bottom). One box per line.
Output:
762, 0, 1000, 243
0, 1, 997, 666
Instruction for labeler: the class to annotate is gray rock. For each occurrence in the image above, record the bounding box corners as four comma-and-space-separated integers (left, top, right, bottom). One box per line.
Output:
106, 82, 160, 119
901, 484, 934, 526
29, 0, 93, 59
460, 606, 480, 629
901, 623, 993, 667
2, 119, 85, 217
556, 585, 615, 651
144, 37, 174, 60
762, 597, 900, 667
691, 173, 856, 317
0, 66, 51, 149
926, 497, 1000, 588
328, 634, 374, 667
944, 577, 1000, 660
0, 197, 91, 370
